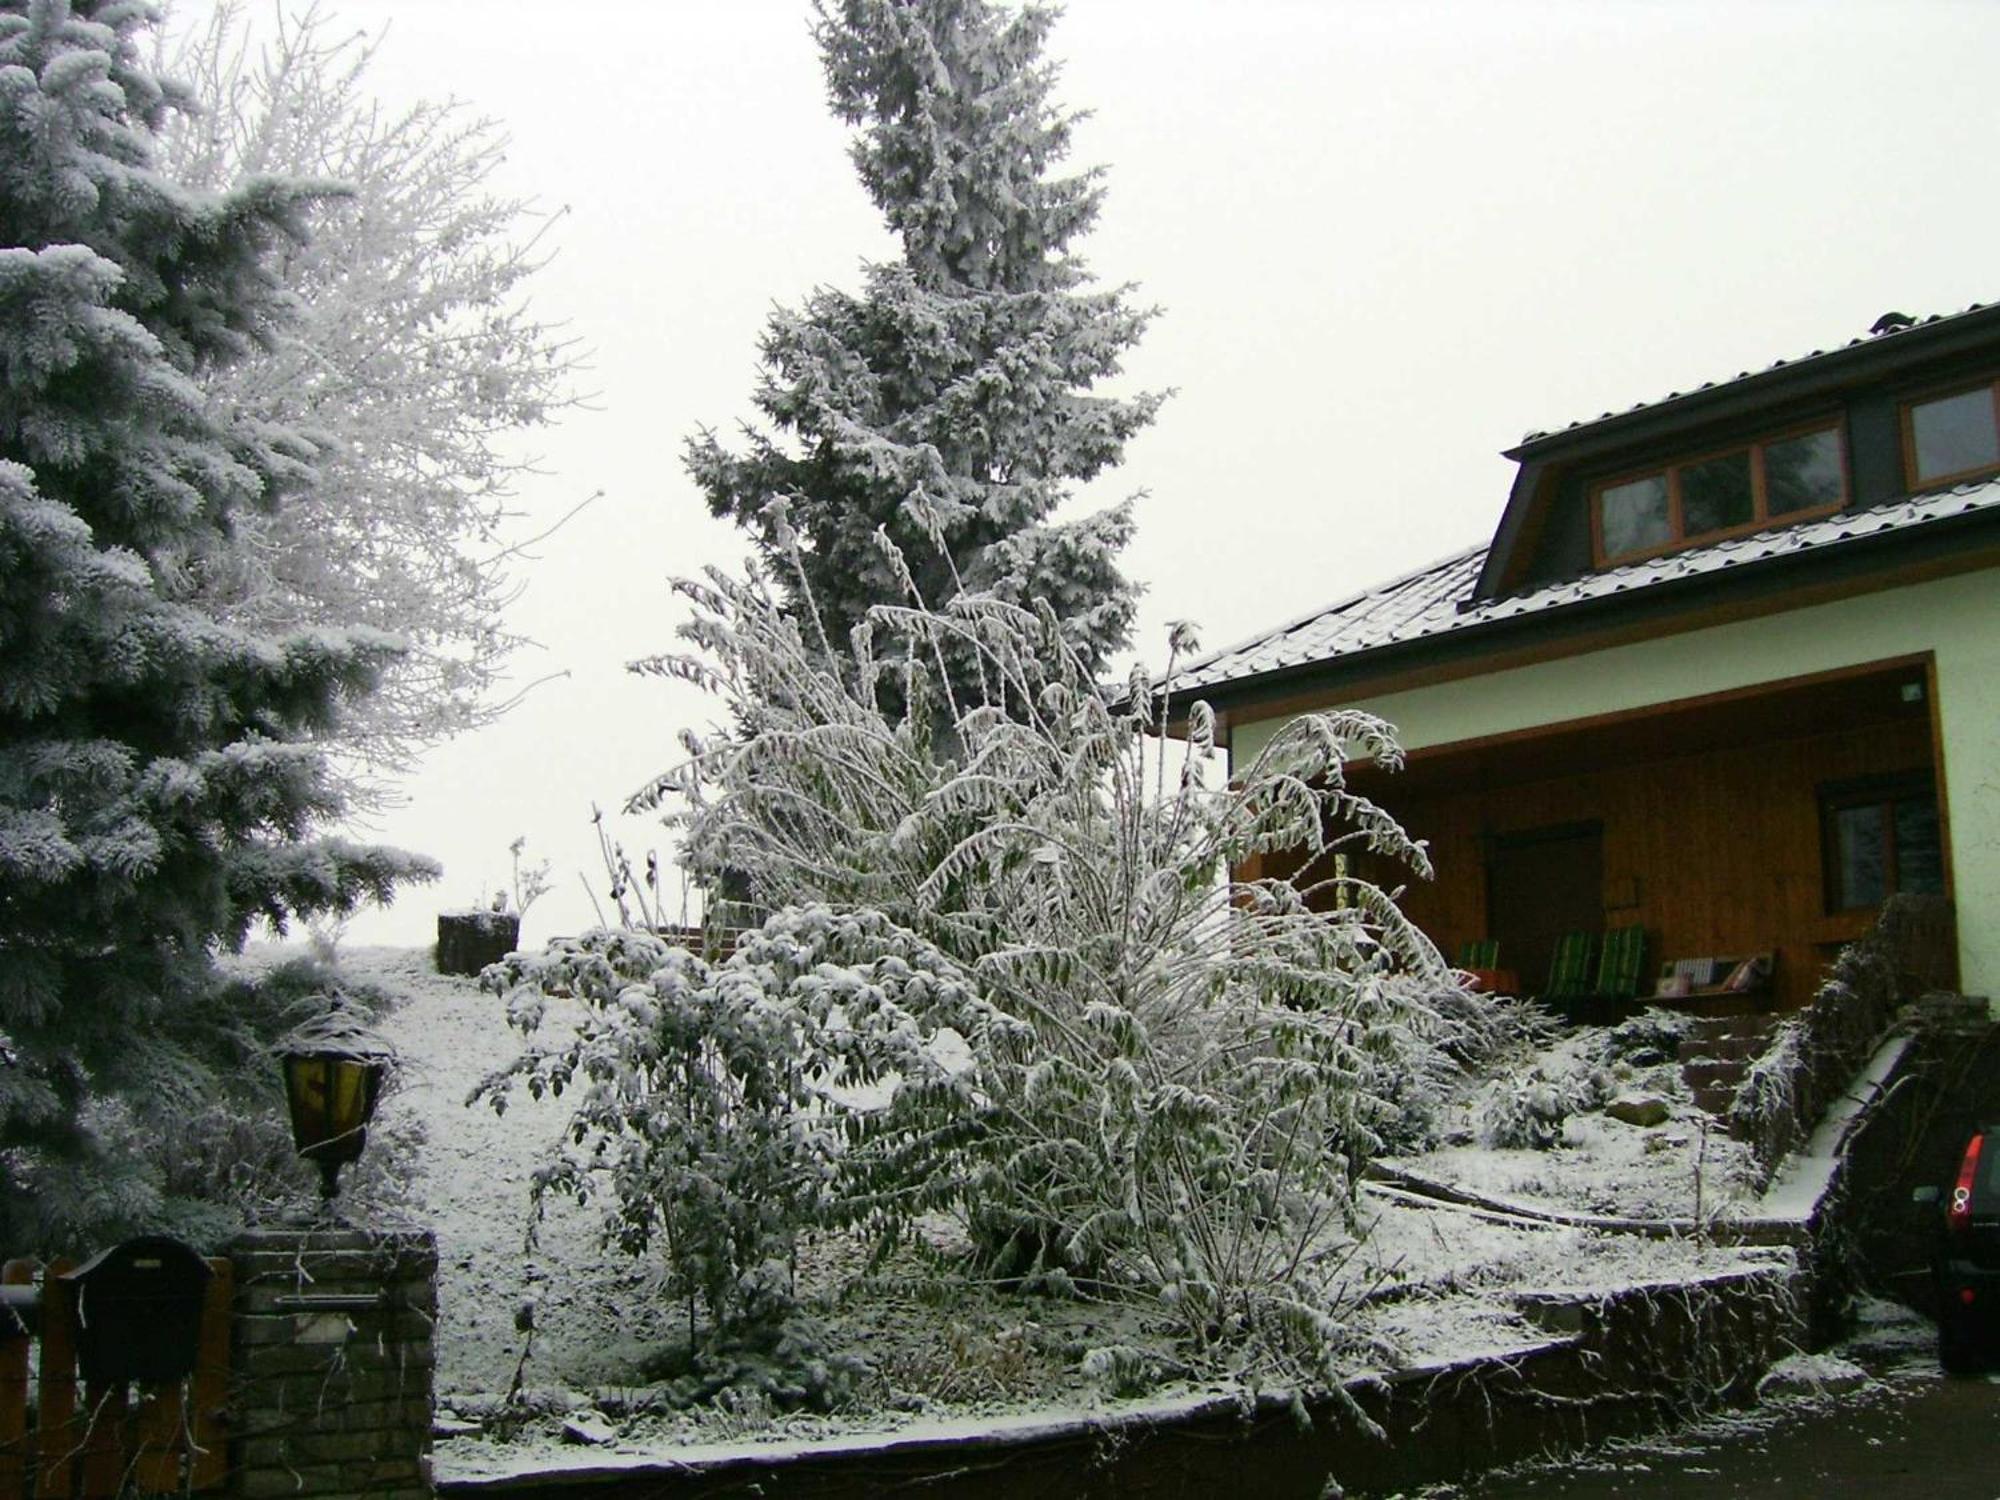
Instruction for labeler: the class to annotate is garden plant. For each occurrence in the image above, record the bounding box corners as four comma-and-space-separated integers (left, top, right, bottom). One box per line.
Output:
480, 535, 1493, 1388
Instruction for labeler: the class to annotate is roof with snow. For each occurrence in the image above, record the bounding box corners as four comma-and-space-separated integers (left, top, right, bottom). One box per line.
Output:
1173, 477, 2000, 701
1510, 301, 1996, 454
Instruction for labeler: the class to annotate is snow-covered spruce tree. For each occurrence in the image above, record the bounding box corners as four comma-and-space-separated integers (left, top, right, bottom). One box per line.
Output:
156, 2, 585, 797
484, 546, 1474, 1381
0, 0, 434, 1246
687, 0, 1162, 690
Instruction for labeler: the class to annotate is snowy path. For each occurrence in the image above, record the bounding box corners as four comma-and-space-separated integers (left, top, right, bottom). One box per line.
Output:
356, 946, 677, 1395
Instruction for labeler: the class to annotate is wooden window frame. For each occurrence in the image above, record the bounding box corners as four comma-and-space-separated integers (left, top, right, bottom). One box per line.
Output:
1900, 376, 2000, 491
1818, 770, 1941, 915
1590, 418, 1849, 568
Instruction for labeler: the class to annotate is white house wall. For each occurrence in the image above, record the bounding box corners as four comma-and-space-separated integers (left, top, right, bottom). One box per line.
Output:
1226, 570, 2000, 1008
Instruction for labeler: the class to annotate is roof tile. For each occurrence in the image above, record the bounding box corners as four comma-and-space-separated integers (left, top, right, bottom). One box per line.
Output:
1173, 479, 2000, 698
1519, 303, 1993, 444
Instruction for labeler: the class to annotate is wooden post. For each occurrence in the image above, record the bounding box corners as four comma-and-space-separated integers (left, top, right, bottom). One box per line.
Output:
76, 1382, 129, 1500
0, 1259, 34, 1496
33, 1257, 77, 1500
131, 1381, 185, 1493
436, 909, 520, 974
187, 1258, 233, 1492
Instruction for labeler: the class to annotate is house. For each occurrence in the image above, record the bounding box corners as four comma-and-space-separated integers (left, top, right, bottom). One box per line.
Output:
1168, 304, 2000, 1014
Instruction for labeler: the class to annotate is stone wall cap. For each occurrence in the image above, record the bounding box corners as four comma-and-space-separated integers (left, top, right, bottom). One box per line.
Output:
230, 1226, 438, 1253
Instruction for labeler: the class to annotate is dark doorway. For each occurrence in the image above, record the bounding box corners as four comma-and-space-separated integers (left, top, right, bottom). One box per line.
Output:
1486, 821, 1604, 992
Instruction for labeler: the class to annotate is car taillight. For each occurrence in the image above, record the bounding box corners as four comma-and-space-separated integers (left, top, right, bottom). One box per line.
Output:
1948, 1133, 1984, 1232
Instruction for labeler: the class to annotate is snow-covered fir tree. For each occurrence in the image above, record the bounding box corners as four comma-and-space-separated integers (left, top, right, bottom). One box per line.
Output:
688, 0, 1164, 688
0, 0, 434, 1245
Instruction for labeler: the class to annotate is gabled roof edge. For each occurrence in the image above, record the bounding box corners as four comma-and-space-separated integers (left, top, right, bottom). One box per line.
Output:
1165, 484, 2000, 728
1170, 540, 1487, 688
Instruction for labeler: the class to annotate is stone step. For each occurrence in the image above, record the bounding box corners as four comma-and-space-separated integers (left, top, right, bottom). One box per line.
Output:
1691, 1084, 1739, 1117
1676, 1012, 1780, 1129
1680, 1059, 1748, 1092
1676, 1029, 1773, 1065
1680, 1010, 1780, 1039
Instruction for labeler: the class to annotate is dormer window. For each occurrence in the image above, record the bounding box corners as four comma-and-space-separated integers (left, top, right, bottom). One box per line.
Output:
1905, 379, 2000, 488
1592, 423, 1846, 566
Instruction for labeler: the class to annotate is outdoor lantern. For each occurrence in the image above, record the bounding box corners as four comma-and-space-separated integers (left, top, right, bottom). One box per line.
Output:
279, 999, 393, 1203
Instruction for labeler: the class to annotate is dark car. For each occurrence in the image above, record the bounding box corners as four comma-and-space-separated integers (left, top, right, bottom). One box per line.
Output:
1914, 1126, 2000, 1374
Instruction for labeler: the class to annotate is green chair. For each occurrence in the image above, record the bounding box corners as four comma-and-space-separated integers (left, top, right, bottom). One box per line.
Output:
1592, 924, 1649, 1003
1458, 937, 1500, 971
1540, 932, 1598, 1002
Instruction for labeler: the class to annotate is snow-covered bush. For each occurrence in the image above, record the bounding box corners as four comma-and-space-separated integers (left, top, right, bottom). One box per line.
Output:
1473, 1033, 1615, 1151
1373, 984, 1545, 1155
486, 554, 1469, 1378
1601, 1009, 1692, 1068
477, 911, 1010, 1333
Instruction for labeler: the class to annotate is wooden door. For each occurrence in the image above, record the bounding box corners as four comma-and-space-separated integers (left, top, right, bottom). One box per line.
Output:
1486, 821, 1603, 993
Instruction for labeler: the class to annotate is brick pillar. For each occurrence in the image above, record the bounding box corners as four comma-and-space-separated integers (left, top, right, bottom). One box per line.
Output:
229, 1227, 437, 1499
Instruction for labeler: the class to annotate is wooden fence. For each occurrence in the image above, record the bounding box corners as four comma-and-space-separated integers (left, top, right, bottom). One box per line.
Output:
0, 1256, 231, 1498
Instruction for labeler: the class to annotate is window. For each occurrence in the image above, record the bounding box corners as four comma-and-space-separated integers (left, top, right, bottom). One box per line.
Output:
1905, 379, 2000, 488
1821, 773, 1944, 913
1593, 423, 1847, 565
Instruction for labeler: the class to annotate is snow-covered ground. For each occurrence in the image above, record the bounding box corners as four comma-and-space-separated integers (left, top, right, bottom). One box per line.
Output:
326, 945, 1800, 1478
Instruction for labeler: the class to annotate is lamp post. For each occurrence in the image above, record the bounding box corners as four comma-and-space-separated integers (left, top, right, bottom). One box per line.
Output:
279, 998, 392, 1207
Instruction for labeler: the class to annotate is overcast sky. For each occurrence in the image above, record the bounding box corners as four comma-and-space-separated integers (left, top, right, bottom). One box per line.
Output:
173, 0, 2000, 948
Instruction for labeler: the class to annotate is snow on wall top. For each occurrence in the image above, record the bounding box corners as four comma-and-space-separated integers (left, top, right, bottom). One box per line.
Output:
1515, 301, 1994, 447
1173, 477, 2000, 700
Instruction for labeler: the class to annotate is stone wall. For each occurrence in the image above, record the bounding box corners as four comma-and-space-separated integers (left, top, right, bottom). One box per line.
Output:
230, 1226, 437, 1499
433, 1267, 1801, 1500
1728, 894, 1955, 1176
1841, 1016, 2000, 1312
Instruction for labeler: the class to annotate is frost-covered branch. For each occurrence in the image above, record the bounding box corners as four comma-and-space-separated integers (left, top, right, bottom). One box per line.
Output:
159, 1, 589, 797
484, 551, 1483, 1380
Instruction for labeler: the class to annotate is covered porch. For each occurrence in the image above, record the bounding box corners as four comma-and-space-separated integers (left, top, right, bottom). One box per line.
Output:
1260, 656, 1954, 1014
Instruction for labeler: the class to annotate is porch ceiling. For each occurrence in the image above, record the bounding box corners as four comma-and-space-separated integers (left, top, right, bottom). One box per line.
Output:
1352, 661, 1931, 799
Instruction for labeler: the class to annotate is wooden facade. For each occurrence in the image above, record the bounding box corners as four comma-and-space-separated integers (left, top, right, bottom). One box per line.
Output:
1269, 660, 1947, 1014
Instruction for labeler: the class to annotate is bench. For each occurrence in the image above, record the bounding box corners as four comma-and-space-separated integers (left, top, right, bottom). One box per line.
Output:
1654, 951, 1774, 1002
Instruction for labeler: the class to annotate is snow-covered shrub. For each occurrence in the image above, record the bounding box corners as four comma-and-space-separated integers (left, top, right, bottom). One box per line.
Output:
630, 1311, 874, 1415
488, 555, 1466, 1378
477, 912, 1009, 1333
1374, 985, 1545, 1155
1472, 1032, 1615, 1150
1602, 1009, 1692, 1068
1727, 901, 1925, 1181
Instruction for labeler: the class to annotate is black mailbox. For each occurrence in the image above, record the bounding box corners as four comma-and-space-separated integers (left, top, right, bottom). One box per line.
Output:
62, 1235, 213, 1384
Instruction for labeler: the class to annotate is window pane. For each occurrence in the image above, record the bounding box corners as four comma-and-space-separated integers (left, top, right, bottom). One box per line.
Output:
1680, 450, 1754, 536
1600, 474, 1670, 557
1832, 802, 1886, 909
1893, 796, 1944, 896
1910, 386, 2000, 483
1764, 429, 1844, 517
